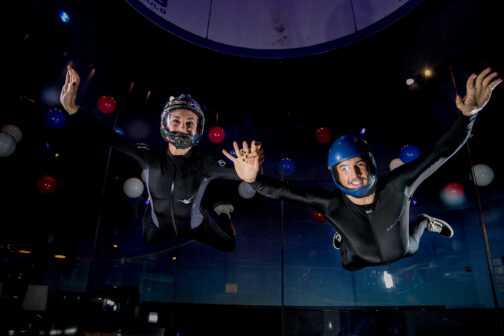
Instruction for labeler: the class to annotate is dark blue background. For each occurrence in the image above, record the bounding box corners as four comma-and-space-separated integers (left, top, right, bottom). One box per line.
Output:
2, 0, 504, 319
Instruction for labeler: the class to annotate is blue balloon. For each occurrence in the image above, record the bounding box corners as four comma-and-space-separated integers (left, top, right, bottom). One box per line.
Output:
280, 157, 295, 175
44, 108, 67, 129
225, 149, 237, 164
399, 144, 421, 163
114, 127, 125, 136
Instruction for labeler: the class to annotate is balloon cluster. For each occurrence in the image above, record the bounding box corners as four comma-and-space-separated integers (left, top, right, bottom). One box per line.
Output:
39, 108, 64, 195
389, 143, 496, 205
97, 96, 149, 199
0, 124, 22, 157
37, 109, 62, 194
32, 95, 121, 198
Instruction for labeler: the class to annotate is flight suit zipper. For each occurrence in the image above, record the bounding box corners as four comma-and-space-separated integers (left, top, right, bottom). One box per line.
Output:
170, 171, 178, 236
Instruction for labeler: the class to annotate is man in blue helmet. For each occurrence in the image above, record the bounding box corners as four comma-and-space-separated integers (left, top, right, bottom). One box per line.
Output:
225, 67, 501, 271
60, 65, 262, 252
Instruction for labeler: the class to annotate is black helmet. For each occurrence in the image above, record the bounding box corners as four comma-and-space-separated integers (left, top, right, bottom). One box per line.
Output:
160, 94, 205, 149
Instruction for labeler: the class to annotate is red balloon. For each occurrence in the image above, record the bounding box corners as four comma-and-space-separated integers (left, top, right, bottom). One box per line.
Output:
312, 210, 327, 223
97, 95, 117, 114
315, 127, 331, 144
37, 175, 57, 195
444, 182, 464, 201
208, 126, 225, 143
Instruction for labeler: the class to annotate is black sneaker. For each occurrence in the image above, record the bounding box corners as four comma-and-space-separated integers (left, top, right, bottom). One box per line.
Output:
420, 213, 454, 238
333, 232, 342, 249
214, 203, 235, 236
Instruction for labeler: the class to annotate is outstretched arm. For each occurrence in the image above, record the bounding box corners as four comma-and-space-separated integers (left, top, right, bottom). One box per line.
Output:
455, 67, 501, 116
224, 141, 335, 211
59, 65, 150, 167
392, 67, 501, 195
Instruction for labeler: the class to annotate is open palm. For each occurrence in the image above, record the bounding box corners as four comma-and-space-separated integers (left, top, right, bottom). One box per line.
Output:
223, 141, 261, 183
456, 67, 501, 116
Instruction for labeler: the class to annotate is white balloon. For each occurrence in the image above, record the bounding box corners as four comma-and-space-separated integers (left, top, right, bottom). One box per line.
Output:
123, 177, 144, 198
389, 157, 404, 171
1, 124, 22, 143
238, 181, 256, 199
40, 86, 61, 106
471, 164, 494, 187
0, 132, 16, 157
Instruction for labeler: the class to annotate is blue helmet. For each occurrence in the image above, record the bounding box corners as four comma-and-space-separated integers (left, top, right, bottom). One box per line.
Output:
328, 135, 377, 198
160, 94, 205, 149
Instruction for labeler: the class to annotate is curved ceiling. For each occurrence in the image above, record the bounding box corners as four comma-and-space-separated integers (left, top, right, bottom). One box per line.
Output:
125, 0, 423, 57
